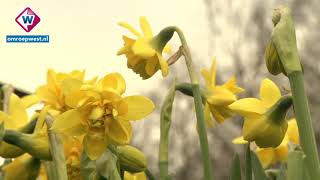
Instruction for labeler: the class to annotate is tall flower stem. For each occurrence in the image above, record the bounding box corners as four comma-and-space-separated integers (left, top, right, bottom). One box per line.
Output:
288, 71, 320, 177
45, 115, 68, 180
269, 6, 320, 177
173, 26, 214, 180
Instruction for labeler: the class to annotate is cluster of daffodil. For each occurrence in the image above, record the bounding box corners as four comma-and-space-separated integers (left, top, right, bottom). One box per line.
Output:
0, 5, 319, 180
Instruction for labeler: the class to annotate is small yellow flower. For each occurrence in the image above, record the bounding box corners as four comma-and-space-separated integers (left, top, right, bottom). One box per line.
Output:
201, 58, 244, 127
52, 73, 155, 160
2, 154, 41, 180
233, 119, 299, 168
229, 79, 292, 148
0, 93, 39, 158
124, 171, 146, 180
117, 16, 171, 79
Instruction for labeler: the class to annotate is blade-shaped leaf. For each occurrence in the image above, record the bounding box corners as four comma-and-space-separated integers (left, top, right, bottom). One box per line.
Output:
245, 144, 252, 180
229, 153, 241, 180
250, 150, 268, 180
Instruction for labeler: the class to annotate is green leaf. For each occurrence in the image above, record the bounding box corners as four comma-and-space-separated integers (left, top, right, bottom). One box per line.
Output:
229, 153, 241, 180
287, 150, 304, 180
0, 122, 5, 141
245, 144, 252, 180
250, 150, 268, 180
96, 148, 121, 180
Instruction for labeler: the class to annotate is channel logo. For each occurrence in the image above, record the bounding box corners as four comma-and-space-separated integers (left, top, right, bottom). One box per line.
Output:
15, 7, 41, 32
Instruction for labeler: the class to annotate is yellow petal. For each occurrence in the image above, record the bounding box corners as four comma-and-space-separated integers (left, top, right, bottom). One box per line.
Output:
259, 79, 281, 108
83, 131, 107, 160
8, 94, 28, 128
163, 45, 172, 54
228, 98, 267, 118
36, 85, 60, 108
275, 136, 289, 162
287, 119, 299, 144
124, 171, 146, 180
52, 109, 88, 136
107, 119, 132, 145
209, 105, 228, 123
119, 96, 155, 121
209, 58, 217, 86
61, 78, 83, 96
47, 69, 57, 90
204, 103, 214, 128
201, 69, 211, 87
132, 38, 156, 58
256, 148, 275, 168
139, 16, 153, 38
118, 22, 141, 37
98, 73, 126, 95
232, 136, 248, 144
223, 76, 244, 94
20, 95, 40, 108
157, 53, 169, 77
65, 90, 87, 108
207, 86, 237, 106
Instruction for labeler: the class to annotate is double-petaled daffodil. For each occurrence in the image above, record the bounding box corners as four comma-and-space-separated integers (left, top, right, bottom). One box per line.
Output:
201, 58, 244, 127
0, 93, 39, 158
229, 79, 292, 148
124, 171, 146, 180
117, 16, 172, 79
233, 119, 299, 168
52, 72, 155, 160
36, 69, 96, 113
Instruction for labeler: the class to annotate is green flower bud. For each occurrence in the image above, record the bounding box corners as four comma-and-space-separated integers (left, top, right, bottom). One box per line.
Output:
118, 145, 147, 173
3, 130, 51, 160
265, 40, 286, 76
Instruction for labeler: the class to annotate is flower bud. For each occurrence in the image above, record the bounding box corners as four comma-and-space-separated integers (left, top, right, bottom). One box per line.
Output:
118, 145, 147, 173
2, 154, 41, 180
265, 41, 286, 76
3, 130, 51, 160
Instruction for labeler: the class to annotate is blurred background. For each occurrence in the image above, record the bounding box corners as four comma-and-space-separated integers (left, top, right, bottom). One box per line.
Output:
1, 0, 320, 179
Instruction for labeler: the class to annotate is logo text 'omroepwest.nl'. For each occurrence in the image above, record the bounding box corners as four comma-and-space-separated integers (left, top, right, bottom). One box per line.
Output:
6, 7, 49, 43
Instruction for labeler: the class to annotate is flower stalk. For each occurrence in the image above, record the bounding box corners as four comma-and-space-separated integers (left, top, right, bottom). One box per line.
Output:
172, 26, 214, 180
45, 115, 68, 180
268, 6, 320, 177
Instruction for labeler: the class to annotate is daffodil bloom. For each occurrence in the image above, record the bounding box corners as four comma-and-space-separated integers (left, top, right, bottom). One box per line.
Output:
234, 119, 299, 168
117, 16, 171, 79
2, 154, 41, 180
201, 58, 244, 127
124, 171, 146, 180
229, 79, 292, 148
52, 73, 155, 160
36, 69, 96, 112
0, 93, 39, 158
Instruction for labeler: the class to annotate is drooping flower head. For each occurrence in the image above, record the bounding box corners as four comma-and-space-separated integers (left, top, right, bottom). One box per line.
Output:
201, 58, 244, 127
233, 119, 299, 168
52, 72, 155, 160
229, 79, 292, 148
117, 16, 172, 79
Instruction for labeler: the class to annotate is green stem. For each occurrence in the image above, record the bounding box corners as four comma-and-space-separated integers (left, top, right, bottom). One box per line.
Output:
45, 115, 68, 180
145, 169, 156, 180
245, 144, 252, 180
174, 27, 214, 180
288, 71, 320, 177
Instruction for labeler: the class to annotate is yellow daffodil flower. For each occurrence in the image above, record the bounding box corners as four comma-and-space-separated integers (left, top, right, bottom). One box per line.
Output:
201, 58, 244, 127
36, 69, 96, 112
52, 72, 155, 160
229, 79, 292, 148
124, 171, 146, 180
117, 16, 171, 79
0, 93, 39, 158
2, 154, 41, 180
233, 119, 299, 168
